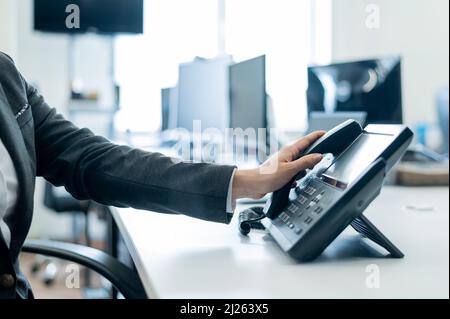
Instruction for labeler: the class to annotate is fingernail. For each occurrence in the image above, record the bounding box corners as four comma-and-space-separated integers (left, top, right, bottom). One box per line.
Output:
313, 154, 323, 161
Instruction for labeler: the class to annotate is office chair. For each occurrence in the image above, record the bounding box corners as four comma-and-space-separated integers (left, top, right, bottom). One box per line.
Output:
22, 239, 147, 299
43, 182, 92, 249
30, 182, 93, 287
25, 183, 146, 298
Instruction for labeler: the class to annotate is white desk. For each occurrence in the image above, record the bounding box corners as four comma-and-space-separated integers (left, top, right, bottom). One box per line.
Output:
112, 186, 449, 299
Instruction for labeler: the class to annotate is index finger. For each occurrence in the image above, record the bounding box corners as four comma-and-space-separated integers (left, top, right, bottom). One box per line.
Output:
290, 131, 326, 155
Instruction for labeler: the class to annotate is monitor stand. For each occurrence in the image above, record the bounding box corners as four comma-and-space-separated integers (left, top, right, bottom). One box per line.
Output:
351, 214, 404, 258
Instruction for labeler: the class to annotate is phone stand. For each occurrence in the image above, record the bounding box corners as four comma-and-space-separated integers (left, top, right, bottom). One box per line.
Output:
351, 214, 404, 258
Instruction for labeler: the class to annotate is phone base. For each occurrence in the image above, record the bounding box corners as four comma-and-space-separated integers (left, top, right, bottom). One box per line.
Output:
351, 214, 404, 258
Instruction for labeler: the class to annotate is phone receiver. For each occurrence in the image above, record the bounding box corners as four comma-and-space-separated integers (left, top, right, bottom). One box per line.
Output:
264, 120, 363, 219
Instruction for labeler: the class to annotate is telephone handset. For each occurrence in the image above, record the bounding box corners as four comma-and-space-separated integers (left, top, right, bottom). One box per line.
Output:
265, 120, 363, 220
240, 119, 414, 262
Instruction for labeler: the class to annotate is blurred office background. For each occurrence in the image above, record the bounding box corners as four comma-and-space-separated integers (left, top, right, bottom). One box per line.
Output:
0, 0, 448, 297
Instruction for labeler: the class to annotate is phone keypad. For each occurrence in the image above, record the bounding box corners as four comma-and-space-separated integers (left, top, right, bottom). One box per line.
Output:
274, 179, 342, 244
304, 186, 317, 196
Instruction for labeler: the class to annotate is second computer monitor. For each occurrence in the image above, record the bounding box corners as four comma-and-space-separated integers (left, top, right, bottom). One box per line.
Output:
177, 56, 232, 132
161, 87, 178, 131
307, 56, 403, 124
229, 55, 267, 131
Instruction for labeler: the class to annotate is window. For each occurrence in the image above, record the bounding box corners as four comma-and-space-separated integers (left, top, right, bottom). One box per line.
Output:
114, 0, 219, 132
225, 0, 311, 131
115, 0, 332, 133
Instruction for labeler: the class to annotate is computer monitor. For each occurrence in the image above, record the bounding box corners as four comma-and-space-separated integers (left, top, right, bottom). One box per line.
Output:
307, 56, 403, 124
177, 56, 232, 132
229, 55, 267, 131
161, 87, 178, 131
34, 0, 144, 34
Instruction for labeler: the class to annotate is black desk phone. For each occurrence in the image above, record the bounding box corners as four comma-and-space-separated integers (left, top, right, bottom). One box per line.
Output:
239, 120, 413, 262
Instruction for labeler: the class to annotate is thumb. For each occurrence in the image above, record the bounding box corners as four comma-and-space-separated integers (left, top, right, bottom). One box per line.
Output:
289, 153, 323, 173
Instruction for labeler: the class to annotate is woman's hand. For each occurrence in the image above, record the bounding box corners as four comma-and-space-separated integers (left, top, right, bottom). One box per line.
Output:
232, 131, 326, 201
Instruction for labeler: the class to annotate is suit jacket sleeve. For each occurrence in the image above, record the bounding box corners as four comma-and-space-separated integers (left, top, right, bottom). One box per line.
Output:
13, 60, 236, 224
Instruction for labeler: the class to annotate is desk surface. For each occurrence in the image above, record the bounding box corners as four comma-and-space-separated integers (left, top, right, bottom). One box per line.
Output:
112, 186, 449, 299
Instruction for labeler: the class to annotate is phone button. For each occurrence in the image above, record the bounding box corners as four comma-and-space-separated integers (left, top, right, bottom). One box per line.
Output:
294, 228, 303, 235
297, 195, 308, 205
314, 194, 323, 202
304, 187, 317, 196
313, 206, 323, 214
307, 201, 317, 209
279, 212, 290, 223
287, 204, 299, 214
304, 216, 314, 224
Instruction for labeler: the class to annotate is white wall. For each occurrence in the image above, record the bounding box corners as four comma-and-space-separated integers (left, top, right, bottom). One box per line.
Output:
1, 0, 63, 238
0, 0, 118, 240
15, 0, 71, 112
1, 0, 110, 239
0, 0, 18, 57
0, 0, 103, 238
331, 0, 449, 126
2, 0, 70, 112
14, 0, 73, 239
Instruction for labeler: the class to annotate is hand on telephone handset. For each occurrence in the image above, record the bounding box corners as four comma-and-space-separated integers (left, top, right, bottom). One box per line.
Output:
231, 131, 326, 205
264, 119, 363, 218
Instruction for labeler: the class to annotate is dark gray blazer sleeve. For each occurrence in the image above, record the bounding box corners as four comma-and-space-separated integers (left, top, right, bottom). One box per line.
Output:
19, 66, 236, 224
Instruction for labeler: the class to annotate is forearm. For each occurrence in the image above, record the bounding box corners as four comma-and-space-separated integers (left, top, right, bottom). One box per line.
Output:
28, 84, 236, 223
77, 147, 236, 223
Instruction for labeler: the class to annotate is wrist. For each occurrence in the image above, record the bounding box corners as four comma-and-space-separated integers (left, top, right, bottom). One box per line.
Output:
232, 169, 266, 200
